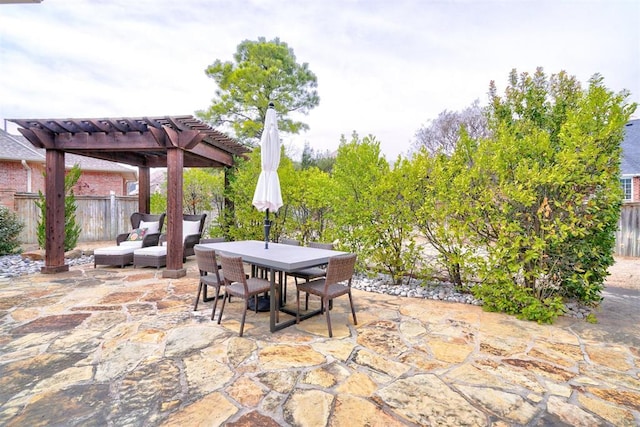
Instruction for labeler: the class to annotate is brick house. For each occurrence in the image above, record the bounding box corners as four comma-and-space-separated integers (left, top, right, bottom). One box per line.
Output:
0, 128, 137, 209
621, 119, 640, 203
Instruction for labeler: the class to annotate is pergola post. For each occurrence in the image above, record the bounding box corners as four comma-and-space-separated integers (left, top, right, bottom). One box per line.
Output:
138, 166, 151, 213
42, 149, 69, 273
163, 146, 186, 278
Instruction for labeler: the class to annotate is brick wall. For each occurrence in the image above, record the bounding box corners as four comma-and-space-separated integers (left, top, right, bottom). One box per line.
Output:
0, 160, 46, 193
73, 171, 127, 196
0, 160, 129, 202
634, 176, 640, 202
0, 189, 15, 209
0, 162, 30, 192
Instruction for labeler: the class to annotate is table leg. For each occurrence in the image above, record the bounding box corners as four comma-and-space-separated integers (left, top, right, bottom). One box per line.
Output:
269, 268, 277, 332
269, 267, 324, 333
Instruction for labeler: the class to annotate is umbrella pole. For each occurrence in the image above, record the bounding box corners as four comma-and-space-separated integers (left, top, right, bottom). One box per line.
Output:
264, 209, 271, 249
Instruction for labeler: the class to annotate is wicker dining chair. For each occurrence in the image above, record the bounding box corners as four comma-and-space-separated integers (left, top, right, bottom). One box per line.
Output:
217, 253, 272, 337
279, 238, 300, 246
194, 246, 225, 320
199, 237, 226, 244
285, 242, 334, 307
295, 253, 357, 337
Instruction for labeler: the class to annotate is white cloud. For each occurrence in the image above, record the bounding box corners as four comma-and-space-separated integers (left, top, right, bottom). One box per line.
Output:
1, 0, 638, 159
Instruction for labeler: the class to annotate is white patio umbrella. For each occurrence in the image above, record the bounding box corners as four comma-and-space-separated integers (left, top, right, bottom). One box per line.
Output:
252, 103, 283, 249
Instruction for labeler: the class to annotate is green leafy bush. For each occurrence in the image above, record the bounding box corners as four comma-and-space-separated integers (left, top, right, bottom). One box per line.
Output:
410, 68, 635, 322
472, 280, 565, 324
0, 206, 25, 255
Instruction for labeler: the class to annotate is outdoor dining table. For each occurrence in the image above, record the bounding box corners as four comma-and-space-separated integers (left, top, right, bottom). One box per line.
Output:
196, 240, 348, 332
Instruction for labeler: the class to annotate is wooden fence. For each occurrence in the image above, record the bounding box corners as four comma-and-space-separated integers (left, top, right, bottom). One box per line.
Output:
615, 203, 640, 257
14, 193, 139, 245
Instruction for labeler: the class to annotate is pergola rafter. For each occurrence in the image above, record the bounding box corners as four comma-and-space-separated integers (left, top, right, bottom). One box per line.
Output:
10, 115, 249, 278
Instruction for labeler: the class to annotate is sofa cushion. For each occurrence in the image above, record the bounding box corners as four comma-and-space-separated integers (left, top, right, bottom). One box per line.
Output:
95, 245, 138, 255
139, 220, 160, 234
134, 246, 167, 256
120, 240, 144, 248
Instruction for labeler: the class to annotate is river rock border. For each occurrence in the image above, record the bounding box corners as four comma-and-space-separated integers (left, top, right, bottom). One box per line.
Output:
0, 254, 593, 319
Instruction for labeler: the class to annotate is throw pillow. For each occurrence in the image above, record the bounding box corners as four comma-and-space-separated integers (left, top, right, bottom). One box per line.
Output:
183, 220, 201, 237
127, 228, 148, 241
139, 220, 160, 234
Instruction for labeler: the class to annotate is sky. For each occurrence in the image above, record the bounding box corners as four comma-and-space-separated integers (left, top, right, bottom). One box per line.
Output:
1, 0, 639, 161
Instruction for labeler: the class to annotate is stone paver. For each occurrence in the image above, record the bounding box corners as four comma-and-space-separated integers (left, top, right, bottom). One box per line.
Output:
0, 261, 639, 426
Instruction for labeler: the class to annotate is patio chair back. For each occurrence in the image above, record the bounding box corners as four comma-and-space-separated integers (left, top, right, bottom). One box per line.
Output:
131, 212, 165, 231
183, 213, 206, 233
308, 241, 334, 250
324, 253, 357, 291
194, 246, 223, 282
284, 241, 334, 304
218, 254, 247, 287
194, 245, 225, 320
200, 237, 226, 244
182, 213, 207, 258
280, 238, 300, 246
217, 253, 271, 336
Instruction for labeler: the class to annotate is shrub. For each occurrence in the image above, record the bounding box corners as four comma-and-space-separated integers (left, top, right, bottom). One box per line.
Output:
472, 280, 565, 324
0, 206, 25, 255
462, 69, 635, 321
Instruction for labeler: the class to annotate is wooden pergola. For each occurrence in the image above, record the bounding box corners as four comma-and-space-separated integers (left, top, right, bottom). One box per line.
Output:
10, 116, 249, 278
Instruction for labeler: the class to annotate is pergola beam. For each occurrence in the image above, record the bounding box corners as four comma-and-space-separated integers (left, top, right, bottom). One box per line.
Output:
55, 132, 164, 150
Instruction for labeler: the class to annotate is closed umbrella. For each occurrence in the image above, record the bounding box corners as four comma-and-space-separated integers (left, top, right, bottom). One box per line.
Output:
252, 102, 283, 249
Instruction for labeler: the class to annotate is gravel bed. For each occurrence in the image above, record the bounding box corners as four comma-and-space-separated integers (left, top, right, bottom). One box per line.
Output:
0, 254, 94, 278
0, 254, 592, 319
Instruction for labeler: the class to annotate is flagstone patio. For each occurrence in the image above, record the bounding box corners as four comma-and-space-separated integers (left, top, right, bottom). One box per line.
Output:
0, 259, 638, 426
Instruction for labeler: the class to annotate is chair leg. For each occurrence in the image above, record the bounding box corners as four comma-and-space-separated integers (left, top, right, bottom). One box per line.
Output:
194, 280, 203, 311
201, 274, 209, 301
301, 278, 311, 310
239, 301, 248, 337
348, 291, 357, 325
202, 276, 218, 302
211, 286, 221, 321
296, 289, 301, 324
217, 290, 228, 325
325, 297, 333, 338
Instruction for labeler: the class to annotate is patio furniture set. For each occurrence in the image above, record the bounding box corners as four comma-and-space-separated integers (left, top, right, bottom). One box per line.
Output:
196, 240, 358, 337
94, 213, 358, 336
93, 212, 206, 269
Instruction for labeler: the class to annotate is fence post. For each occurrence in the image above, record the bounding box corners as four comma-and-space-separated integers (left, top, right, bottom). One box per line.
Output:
110, 191, 117, 240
